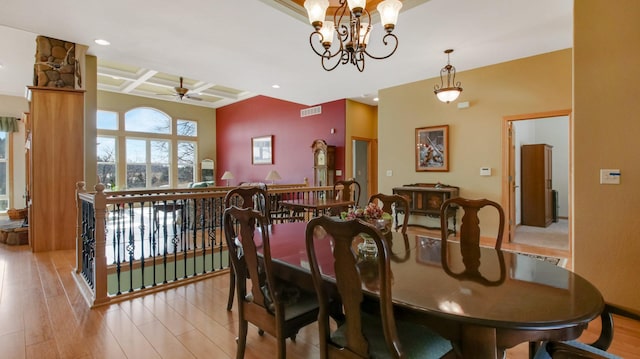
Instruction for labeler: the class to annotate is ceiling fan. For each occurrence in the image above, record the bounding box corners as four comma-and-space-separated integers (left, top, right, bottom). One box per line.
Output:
165, 77, 202, 101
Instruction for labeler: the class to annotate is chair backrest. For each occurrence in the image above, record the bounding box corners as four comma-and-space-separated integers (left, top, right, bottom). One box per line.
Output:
440, 197, 505, 250
306, 215, 402, 358
223, 206, 278, 313
333, 179, 361, 207
368, 193, 410, 233
224, 185, 270, 219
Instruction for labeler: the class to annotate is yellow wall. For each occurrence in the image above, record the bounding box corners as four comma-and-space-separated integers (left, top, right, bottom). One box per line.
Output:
97, 90, 217, 184
574, 0, 640, 309
345, 100, 378, 193
378, 49, 572, 238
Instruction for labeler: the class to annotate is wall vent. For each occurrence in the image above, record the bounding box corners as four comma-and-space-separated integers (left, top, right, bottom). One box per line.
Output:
300, 105, 322, 118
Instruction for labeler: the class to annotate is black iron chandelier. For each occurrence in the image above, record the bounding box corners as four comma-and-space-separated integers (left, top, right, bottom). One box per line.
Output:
304, 0, 403, 72
434, 49, 463, 103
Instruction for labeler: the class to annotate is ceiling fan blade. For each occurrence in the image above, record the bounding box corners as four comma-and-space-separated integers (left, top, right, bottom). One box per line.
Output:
185, 94, 203, 101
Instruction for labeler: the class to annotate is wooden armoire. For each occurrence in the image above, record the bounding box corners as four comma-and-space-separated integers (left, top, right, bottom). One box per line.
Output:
26, 87, 85, 252
521, 144, 553, 227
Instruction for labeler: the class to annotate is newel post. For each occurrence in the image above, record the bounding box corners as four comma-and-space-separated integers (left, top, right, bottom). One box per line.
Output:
75, 181, 87, 274
93, 183, 109, 306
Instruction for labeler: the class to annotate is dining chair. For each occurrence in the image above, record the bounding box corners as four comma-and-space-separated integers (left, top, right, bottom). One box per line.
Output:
224, 185, 270, 311
223, 206, 319, 359
330, 179, 361, 215
305, 215, 452, 359
533, 303, 640, 359
368, 193, 410, 233
439, 197, 505, 250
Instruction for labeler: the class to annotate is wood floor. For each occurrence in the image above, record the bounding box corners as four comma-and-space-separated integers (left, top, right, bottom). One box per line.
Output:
1, 235, 638, 358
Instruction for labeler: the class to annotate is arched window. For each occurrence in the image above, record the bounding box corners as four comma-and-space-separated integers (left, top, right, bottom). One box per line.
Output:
96, 107, 198, 189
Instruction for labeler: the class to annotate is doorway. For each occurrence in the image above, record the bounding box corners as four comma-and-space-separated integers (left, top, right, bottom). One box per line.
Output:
502, 110, 572, 252
353, 139, 372, 207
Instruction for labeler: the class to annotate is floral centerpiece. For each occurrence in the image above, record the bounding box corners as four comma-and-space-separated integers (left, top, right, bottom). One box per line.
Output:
341, 202, 393, 230
341, 202, 393, 258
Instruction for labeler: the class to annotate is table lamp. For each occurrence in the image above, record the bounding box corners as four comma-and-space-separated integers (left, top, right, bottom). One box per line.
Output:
221, 171, 234, 186
265, 170, 282, 184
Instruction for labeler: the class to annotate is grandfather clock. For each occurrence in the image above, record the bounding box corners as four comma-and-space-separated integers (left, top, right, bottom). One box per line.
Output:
311, 139, 335, 187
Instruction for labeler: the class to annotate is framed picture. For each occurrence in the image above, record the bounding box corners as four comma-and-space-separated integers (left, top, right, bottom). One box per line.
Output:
252, 135, 273, 165
415, 125, 449, 171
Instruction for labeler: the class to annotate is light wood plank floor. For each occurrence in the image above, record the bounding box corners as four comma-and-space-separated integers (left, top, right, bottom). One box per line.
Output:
1, 236, 638, 358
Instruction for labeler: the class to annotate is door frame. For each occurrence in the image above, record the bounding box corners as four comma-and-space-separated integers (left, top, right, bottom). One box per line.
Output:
351, 136, 377, 201
501, 109, 572, 248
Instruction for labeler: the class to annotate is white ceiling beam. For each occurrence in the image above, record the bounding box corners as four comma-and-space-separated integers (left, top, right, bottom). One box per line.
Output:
122, 69, 158, 93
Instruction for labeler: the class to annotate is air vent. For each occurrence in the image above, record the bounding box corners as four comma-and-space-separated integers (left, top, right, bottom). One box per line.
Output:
300, 105, 322, 117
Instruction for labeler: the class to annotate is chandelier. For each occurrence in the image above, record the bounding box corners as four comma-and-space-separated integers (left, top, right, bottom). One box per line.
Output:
434, 49, 463, 103
304, 0, 403, 72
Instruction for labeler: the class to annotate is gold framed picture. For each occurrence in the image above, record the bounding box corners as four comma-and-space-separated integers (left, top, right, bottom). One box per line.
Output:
415, 125, 449, 172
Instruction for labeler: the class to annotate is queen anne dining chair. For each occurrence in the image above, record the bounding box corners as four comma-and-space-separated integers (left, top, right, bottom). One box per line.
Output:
305, 215, 452, 359
368, 193, 410, 233
223, 206, 319, 359
224, 185, 270, 311
439, 197, 505, 250
533, 303, 640, 359
330, 179, 361, 215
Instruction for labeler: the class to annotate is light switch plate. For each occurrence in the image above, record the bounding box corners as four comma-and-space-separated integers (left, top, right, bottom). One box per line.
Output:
336, 169, 342, 176
600, 169, 620, 184
480, 167, 491, 176
386, 170, 393, 176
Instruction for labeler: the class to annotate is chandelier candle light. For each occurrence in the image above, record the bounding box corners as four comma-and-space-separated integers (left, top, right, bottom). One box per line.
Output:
434, 49, 463, 103
304, 0, 403, 72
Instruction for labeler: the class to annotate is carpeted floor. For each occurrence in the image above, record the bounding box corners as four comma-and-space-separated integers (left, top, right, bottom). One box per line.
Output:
512, 219, 568, 250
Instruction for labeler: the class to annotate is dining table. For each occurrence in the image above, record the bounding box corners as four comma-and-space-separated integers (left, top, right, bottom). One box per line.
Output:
278, 197, 355, 217
259, 221, 605, 359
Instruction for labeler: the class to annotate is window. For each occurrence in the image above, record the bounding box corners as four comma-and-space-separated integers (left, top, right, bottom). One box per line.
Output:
177, 119, 197, 136
98, 107, 199, 190
97, 110, 118, 130
125, 108, 171, 134
177, 141, 196, 186
97, 136, 117, 189
0, 132, 8, 211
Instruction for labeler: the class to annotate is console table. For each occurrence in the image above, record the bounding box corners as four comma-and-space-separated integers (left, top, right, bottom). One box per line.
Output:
392, 183, 459, 235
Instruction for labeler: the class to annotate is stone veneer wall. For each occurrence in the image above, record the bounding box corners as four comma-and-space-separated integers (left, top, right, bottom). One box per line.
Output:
34, 36, 80, 88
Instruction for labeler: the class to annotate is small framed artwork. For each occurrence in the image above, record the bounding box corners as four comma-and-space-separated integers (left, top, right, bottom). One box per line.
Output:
415, 125, 449, 171
252, 135, 273, 165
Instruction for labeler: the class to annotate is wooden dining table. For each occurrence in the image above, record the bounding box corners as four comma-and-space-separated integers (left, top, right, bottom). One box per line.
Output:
278, 197, 355, 217
259, 221, 605, 359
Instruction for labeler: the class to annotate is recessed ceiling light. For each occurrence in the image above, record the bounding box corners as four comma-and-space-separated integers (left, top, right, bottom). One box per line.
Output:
272, 84, 280, 89
0, 63, 4, 69
94, 39, 111, 46
373, 97, 379, 102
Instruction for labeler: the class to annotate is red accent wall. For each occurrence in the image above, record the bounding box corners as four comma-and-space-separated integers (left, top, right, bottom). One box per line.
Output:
216, 96, 346, 185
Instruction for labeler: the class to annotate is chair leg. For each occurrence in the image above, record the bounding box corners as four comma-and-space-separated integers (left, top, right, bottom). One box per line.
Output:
277, 335, 287, 359
236, 319, 248, 359
227, 266, 235, 311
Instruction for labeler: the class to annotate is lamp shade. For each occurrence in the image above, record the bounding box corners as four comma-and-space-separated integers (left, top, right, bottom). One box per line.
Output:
377, 0, 403, 28
221, 171, 234, 180
435, 89, 462, 103
221, 170, 234, 186
265, 170, 282, 182
304, 0, 329, 27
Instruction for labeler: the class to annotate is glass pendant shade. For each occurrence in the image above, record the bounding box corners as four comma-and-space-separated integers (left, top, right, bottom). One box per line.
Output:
304, 0, 329, 26
436, 89, 461, 103
347, 0, 366, 12
319, 21, 335, 45
377, 0, 402, 28
358, 23, 371, 45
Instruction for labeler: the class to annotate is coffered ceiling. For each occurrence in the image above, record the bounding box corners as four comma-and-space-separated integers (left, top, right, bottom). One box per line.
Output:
0, 0, 573, 109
